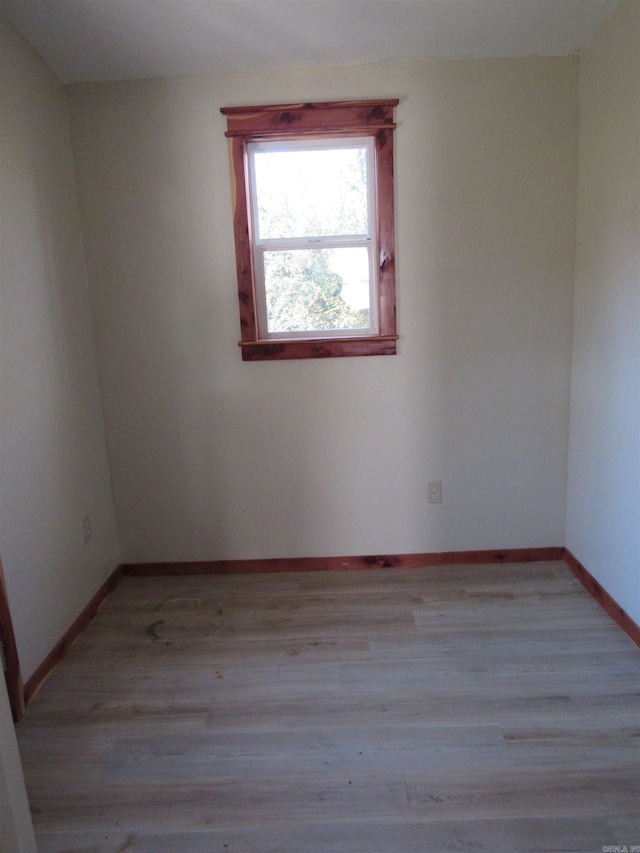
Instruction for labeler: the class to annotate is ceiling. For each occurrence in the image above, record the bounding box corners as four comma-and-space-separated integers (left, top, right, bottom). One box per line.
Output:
0, 0, 619, 85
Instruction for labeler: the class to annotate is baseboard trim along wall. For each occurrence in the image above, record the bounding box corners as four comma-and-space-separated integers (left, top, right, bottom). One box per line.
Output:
23, 566, 124, 707
562, 548, 640, 649
121, 547, 563, 576
20, 545, 639, 711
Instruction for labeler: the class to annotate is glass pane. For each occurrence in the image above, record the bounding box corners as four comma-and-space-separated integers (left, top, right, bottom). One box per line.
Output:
253, 145, 369, 240
264, 247, 371, 333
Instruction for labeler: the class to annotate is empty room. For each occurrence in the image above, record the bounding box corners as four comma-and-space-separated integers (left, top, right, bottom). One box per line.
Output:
0, 1, 638, 851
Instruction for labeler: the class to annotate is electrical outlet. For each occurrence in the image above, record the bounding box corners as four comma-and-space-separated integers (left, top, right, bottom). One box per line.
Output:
82, 514, 92, 544
428, 481, 442, 504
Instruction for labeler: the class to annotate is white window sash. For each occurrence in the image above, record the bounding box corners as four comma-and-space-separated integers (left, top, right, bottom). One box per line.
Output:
247, 137, 379, 340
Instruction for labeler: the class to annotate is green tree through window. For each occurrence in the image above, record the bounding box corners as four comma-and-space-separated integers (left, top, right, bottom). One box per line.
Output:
265, 248, 369, 333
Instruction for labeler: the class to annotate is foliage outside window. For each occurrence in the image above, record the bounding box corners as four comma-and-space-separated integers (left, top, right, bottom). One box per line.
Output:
221, 100, 399, 361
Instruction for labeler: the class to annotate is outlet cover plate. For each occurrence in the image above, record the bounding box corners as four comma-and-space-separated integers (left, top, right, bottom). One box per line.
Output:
428, 481, 442, 503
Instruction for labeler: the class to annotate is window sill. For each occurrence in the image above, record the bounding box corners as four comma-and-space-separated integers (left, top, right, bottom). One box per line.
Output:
239, 335, 398, 361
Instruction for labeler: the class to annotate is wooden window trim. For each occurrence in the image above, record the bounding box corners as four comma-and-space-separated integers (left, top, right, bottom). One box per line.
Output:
221, 100, 399, 361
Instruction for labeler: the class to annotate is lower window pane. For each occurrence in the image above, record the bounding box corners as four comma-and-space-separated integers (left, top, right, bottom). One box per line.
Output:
264, 247, 371, 334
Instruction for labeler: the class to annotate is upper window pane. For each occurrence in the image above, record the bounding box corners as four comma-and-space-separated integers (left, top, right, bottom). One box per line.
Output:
251, 142, 370, 240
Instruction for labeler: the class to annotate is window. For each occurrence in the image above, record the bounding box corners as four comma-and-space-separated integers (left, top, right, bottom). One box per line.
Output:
221, 100, 398, 361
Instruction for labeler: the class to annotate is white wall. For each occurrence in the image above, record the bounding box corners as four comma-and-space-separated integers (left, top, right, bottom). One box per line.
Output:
0, 16, 121, 680
566, 0, 640, 625
68, 57, 577, 563
0, 675, 36, 852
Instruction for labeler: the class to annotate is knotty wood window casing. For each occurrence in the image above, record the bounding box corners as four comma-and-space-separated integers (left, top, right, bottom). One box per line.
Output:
221, 99, 399, 361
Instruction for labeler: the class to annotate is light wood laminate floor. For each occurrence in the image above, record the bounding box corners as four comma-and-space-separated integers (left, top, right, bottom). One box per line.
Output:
16, 561, 640, 852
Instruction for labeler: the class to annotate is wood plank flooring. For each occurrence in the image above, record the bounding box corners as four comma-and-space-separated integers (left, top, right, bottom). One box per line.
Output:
15, 561, 640, 852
